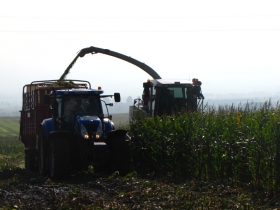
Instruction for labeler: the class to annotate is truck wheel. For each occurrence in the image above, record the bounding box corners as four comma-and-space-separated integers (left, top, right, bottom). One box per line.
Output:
25, 149, 37, 171
49, 137, 71, 179
109, 138, 131, 176
38, 130, 47, 175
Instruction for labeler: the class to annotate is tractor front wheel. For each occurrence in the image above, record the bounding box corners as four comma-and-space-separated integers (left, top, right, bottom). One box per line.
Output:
49, 136, 71, 179
109, 136, 131, 175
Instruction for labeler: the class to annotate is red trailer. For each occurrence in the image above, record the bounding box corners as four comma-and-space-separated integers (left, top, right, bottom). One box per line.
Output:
19, 80, 90, 171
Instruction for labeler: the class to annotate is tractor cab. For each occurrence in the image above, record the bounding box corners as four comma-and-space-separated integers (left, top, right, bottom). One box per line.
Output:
129, 78, 204, 123
45, 88, 120, 139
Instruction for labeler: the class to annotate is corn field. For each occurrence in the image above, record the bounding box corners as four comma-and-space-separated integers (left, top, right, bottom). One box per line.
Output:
131, 101, 280, 193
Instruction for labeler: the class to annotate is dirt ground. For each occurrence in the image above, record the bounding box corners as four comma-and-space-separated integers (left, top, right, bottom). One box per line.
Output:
0, 169, 130, 210
1, 168, 279, 210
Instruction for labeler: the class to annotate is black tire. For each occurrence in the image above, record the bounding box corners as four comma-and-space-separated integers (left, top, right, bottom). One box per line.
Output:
38, 130, 47, 176
94, 153, 111, 174
49, 136, 72, 180
109, 137, 131, 176
25, 149, 37, 171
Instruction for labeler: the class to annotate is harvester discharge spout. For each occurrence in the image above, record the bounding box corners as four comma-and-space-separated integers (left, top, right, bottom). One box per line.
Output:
60, 46, 162, 81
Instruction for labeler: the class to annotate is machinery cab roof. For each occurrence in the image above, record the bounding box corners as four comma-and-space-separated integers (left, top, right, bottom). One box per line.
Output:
51, 89, 104, 95
149, 79, 193, 87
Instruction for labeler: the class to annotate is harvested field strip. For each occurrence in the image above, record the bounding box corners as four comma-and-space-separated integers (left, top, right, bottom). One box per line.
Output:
0, 117, 19, 137
0, 123, 17, 135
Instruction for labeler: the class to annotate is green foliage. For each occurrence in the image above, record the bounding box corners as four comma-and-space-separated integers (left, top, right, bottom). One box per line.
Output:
115, 123, 130, 131
0, 137, 24, 171
131, 101, 280, 193
59, 54, 79, 81
52, 80, 79, 88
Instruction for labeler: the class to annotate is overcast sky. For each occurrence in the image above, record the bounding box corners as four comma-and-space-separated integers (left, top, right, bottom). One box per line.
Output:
1, 0, 280, 102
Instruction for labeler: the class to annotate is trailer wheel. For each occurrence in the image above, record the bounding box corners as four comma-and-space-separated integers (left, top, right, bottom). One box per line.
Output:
108, 132, 131, 176
25, 149, 37, 171
49, 136, 71, 179
38, 130, 47, 175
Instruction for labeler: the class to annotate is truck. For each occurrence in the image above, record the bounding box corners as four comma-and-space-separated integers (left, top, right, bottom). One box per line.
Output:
20, 80, 131, 179
60, 46, 204, 123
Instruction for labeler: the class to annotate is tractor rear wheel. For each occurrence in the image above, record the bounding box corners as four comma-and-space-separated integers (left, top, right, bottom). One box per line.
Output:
49, 137, 71, 179
25, 149, 37, 171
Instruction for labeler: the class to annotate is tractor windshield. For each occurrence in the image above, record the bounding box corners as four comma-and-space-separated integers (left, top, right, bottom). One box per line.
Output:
63, 95, 101, 123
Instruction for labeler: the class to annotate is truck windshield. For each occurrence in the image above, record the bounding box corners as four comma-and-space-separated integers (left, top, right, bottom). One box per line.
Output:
63, 95, 101, 122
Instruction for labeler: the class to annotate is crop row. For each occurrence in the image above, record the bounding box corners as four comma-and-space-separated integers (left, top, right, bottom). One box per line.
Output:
131, 101, 280, 193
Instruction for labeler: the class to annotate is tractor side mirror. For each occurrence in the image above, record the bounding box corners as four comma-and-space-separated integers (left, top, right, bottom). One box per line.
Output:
114, 93, 121, 102
44, 95, 50, 104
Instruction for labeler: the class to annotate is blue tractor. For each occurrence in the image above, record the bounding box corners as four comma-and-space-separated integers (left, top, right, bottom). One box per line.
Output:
20, 80, 131, 179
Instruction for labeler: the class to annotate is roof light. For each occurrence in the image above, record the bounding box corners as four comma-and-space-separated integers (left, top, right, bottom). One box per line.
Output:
98, 86, 102, 90
147, 79, 151, 83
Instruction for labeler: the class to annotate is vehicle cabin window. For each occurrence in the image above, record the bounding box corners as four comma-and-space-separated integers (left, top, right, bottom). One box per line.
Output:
63, 95, 101, 122
167, 87, 187, 99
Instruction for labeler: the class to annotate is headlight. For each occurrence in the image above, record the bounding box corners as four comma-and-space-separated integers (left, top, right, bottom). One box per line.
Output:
95, 123, 103, 139
80, 124, 89, 139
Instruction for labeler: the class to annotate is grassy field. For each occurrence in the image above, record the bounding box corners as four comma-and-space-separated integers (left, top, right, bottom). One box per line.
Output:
111, 113, 129, 126
0, 117, 24, 171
